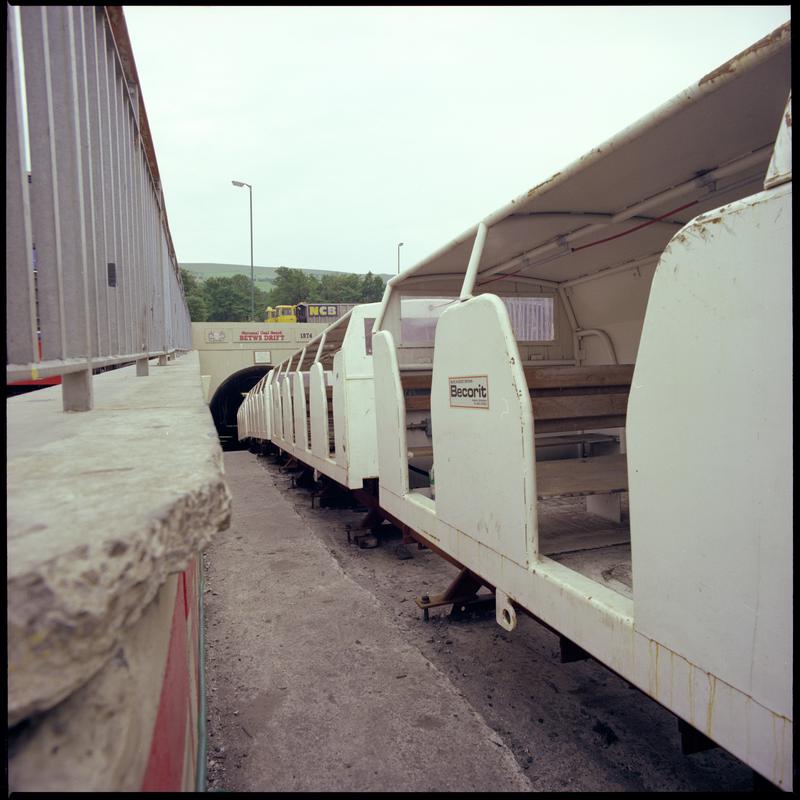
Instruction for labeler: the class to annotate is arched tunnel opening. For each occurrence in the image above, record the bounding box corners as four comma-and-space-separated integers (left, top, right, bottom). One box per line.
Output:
209, 365, 271, 450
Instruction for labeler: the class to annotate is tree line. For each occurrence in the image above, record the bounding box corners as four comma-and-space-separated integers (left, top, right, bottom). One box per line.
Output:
181, 266, 387, 322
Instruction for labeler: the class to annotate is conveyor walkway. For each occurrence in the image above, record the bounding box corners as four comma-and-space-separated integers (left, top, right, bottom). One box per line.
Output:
202, 450, 532, 792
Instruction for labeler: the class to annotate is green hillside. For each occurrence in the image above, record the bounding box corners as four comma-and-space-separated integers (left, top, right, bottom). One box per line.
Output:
180, 262, 392, 287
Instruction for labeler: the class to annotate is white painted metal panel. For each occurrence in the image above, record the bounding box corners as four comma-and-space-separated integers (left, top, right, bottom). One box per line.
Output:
269, 375, 277, 443
236, 404, 246, 439
628, 183, 792, 721
347, 307, 378, 487
249, 385, 258, 439
331, 351, 346, 467
272, 373, 284, 445
293, 371, 308, 452
309, 362, 330, 461
341, 377, 377, 489
373, 330, 410, 498
260, 378, 271, 440
432, 295, 536, 568
281, 374, 294, 447
564, 262, 658, 365
253, 383, 262, 439
267, 372, 275, 440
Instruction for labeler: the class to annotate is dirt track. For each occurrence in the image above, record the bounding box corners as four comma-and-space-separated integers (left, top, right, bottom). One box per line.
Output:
203, 449, 754, 791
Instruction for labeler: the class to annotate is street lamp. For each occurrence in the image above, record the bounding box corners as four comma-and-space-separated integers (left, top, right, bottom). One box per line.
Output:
231, 180, 254, 321
397, 241, 404, 275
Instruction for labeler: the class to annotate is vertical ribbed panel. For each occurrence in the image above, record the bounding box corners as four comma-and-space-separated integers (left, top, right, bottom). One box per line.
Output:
102, 21, 122, 356
8, 4, 191, 386
46, 6, 91, 359
73, 7, 100, 358
20, 6, 66, 363
6, 8, 39, 367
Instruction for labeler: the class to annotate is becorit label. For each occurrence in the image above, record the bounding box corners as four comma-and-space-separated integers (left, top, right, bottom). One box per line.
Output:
448, 375, 489, 409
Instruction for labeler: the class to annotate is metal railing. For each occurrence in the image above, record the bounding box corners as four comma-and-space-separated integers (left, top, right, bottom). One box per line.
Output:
6, 5, 191, 411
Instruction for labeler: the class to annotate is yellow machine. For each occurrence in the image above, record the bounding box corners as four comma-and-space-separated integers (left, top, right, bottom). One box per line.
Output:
265, 305, 298, 323
265, 302, 356, 324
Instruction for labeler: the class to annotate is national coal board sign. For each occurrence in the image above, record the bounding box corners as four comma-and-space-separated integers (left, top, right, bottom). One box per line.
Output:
449, 375, 489, 409
238, 330, 286, 342
307, 304, 339, 318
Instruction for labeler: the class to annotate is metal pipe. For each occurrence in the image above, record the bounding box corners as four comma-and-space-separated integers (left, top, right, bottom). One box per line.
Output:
576, 329, 618, 365
475, 273, 561, 290
6, 9, 39, 366
6, 351, 180, 381
557, 284, 580, 332
231, 179, 254, 320
460, 221, 488, 301
372, 281, 393, 333
249, 185, 254, 321
562, 254, 659, 289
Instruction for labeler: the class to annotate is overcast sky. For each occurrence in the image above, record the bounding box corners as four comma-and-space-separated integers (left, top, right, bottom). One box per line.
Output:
122, 5, 790, 275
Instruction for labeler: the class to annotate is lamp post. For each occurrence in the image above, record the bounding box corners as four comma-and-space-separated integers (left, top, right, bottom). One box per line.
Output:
397, 241, 404, 275
231, 180, 254, 321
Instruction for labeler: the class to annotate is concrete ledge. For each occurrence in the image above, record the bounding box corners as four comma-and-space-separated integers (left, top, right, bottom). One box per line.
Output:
9, 571, 182, 790
7, 351, 231, 725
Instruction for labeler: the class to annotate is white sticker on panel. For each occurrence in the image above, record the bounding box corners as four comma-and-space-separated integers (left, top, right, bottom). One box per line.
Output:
449, 375, 489, 409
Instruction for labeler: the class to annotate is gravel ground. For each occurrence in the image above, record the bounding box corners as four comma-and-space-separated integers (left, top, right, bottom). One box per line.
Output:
203, 448, 755, 792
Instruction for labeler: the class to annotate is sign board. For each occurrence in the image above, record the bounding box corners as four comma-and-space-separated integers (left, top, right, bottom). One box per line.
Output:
306, 304, 340, 319
448, 375, 489, 409
238, 330, 285, 342
254, 351, 271, 364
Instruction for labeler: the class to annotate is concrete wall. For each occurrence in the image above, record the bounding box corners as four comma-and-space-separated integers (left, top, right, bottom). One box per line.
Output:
7, 352, 229, 791
193, 322, 329, 403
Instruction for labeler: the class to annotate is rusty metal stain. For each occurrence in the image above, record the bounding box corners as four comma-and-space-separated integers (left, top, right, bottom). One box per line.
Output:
771, 714, 791, 787
699, 22, 790, 86
705, 673, 717, 737
648, 638, 658, 696
654, 640, 660, 698
668, 650, 676, 707
526, 172, 562, 199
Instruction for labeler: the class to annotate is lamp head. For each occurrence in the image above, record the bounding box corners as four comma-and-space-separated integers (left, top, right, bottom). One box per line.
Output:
232, 180, 245, 187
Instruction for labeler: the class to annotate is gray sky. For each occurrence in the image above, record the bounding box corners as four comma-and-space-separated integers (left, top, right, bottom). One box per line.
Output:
122, 5, 791, 275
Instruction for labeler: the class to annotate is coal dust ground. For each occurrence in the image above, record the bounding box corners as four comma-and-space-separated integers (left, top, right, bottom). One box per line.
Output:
202, 449, 755, 792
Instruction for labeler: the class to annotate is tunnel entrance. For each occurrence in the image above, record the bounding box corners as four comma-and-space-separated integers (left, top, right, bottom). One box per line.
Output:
209, 365, 270, 450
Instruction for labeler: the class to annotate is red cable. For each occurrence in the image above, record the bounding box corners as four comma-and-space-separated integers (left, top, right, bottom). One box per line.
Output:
570, 199, 700, 253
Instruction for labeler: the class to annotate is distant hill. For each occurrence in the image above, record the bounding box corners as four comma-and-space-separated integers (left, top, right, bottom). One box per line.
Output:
181, 262, 392, 287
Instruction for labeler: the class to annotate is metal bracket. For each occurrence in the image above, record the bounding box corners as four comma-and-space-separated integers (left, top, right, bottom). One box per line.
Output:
415, 567, 494, 622
495, 589, 517, 632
